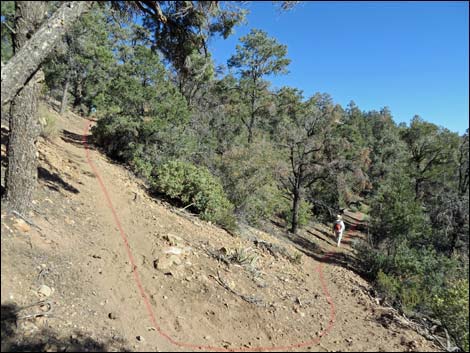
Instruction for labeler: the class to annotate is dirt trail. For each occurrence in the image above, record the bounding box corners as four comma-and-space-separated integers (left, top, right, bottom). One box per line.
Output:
1, 108, 441, 352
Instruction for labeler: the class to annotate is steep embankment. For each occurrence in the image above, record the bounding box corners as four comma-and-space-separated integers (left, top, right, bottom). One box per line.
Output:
1, 107, 440, 352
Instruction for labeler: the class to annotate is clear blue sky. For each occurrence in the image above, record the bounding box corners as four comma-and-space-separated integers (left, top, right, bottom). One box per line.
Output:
208, 1, 469, 134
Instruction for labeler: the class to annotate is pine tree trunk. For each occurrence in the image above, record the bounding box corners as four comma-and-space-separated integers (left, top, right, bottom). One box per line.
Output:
290, 189, 300, 234
5, 1, 46, 214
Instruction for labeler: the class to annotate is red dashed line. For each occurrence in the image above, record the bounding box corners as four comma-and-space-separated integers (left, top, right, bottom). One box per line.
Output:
82, 120, 356, 351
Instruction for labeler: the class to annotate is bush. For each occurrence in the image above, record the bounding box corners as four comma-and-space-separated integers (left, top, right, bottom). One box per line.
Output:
219, 140, 284, 226
91, 115, 140, 162
38, 103, 58, 139
280, 199, 313, 229
376, 270, 401, 303
242, 183, 286, 226
432, 279, 469, 351
358, 239, 468, 349
152, 160, 236, 230
130, 155, 153, 180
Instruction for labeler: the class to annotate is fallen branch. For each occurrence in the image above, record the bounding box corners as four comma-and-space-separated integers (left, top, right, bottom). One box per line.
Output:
7, 300, 54, 321
11, 209, 42, 230
376, 304, 459, 352
210, 270, 265, 307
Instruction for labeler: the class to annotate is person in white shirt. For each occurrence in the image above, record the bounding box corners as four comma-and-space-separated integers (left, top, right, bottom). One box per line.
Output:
333, 214, 345, 247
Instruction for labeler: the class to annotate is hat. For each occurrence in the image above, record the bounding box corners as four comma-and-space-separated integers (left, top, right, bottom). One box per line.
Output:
336, 214, 342, 220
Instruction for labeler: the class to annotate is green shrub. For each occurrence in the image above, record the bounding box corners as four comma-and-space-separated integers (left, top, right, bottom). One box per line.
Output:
152, 160, 236, 230
432, 279, 469, 351
38, 104, 58, 139
359, 202, 371, 214
289, 251, 303, 265
91, 115, 140, 162
280, 199, 313, 229
355, 243, 393, 279
359, 239, 468, 350
131, 155, 153, 180
219, 140, 284, 226
242, 183, 286, 226
376, 270, 401, 303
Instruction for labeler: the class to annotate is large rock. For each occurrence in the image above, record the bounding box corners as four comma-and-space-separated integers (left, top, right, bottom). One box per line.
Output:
154, 255, 182, 272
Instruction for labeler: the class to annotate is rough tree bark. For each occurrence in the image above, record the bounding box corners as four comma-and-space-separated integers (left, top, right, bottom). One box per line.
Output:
5, 1, 47, 214
1, 1, 93, 106
290, 187, 301, 234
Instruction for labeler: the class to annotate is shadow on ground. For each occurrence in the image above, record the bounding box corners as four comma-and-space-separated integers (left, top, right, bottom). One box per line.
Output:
38, 167, 79, 194
267, 219, 369, 279
1, 303, 128, 352
61, 129, 88, 150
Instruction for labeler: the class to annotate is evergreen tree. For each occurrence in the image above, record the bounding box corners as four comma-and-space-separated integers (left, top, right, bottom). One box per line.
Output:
228, 29, 290, 143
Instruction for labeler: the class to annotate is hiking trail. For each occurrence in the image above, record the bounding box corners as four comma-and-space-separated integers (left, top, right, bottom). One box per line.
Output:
1, 107, 440, 352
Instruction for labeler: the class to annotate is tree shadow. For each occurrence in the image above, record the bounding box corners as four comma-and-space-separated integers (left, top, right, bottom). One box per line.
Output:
306, 228, 337, 246
38, 167, 79, 194
284, 229, 368, 279
1, 303, 129, 352
61, 129, 88, 150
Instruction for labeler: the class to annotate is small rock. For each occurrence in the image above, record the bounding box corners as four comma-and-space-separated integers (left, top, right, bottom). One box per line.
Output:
108, 312, 118, 320
136, 335, 144, 342
154, 258, 171, 271
37, 285, 53, 297
13, 219, 31, 232
64, 217, 75, 225
162, 234, 184, 246
408, 340, 418, 349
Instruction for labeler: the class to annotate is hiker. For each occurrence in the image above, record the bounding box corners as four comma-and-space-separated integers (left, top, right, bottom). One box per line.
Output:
333, 214, 345, 247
